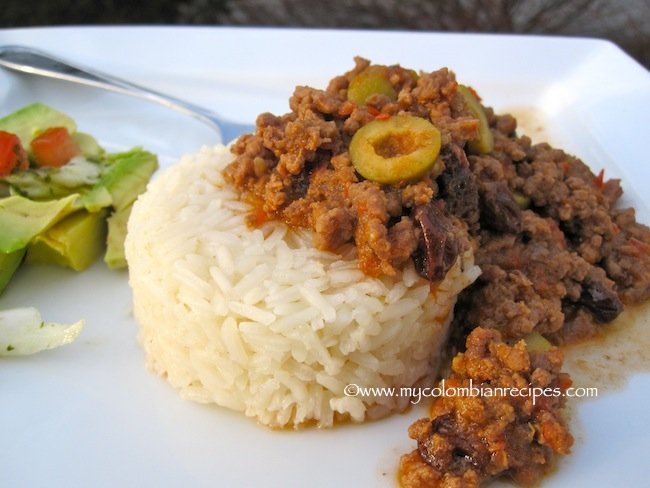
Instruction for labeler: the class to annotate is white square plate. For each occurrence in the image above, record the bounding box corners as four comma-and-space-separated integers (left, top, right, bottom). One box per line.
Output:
1, 26, 649, 487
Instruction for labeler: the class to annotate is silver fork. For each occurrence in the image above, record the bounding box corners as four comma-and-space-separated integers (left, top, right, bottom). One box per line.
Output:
0, 45, 254, 143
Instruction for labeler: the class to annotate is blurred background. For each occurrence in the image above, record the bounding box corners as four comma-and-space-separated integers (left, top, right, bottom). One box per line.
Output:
1, 0, 648, 68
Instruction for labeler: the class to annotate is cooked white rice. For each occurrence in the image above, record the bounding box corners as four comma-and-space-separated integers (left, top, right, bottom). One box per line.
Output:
125, 145, 480, 428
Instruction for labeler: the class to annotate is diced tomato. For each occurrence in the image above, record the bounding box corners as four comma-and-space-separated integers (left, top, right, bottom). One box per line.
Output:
594, 168, 605, 189
364, 105, 391, 120
366, 105, 380, 117
248, 206, 269, 227
30, 127, 80, 167
0, 130, 28, 177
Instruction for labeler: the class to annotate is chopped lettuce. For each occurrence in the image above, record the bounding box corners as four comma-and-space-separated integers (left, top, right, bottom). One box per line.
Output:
5, 170, 78, 200
0, 307, 83, 356
72, 132, 105, 161
4, 156, 104, 199
49, 156, 104, 187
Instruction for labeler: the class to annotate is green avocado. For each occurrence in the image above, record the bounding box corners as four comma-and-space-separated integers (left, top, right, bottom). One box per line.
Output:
0, 248, 26, 295
96, 149, 158, 211
26, 209, 107, 271
80, 149, 157, 269
104, 204, 132, 269
0, 193, 80, 253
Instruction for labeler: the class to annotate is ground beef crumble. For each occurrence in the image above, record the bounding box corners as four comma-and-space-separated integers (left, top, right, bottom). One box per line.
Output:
458, 107, 649, 344
223, 58, 650, 487
465, 211, 623, 343
225, 56, 477, 278
478, 110, 650, 306
400, 328, 573, 488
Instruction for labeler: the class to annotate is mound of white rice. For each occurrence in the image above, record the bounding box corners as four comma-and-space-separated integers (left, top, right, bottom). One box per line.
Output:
125, 145, 480, 428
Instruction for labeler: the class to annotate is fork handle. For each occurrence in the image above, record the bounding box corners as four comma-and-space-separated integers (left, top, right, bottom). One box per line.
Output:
0, 44, 225, 137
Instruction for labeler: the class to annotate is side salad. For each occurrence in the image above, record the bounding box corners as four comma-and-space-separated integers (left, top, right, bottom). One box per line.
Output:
0, 103, 158, 355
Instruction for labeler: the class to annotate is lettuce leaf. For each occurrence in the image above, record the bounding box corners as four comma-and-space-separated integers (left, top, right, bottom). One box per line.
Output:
0, 307, 83, 356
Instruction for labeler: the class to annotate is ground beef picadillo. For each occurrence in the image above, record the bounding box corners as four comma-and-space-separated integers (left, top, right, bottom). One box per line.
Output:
400, 327, 573, 488
224, 58, 650, 487
460, 107, 650, 343
225, 57, 477, 279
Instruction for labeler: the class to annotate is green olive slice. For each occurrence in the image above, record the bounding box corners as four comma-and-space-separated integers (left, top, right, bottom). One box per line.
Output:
458, 84, 494, 154
349, 115, 441, 184
513, 191, 531, 209
523, 331, 552, 353
347, 66, 397, 105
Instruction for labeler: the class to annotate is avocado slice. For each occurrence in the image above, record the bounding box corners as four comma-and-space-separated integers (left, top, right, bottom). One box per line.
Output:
0, 102, 76, 147
26, 209, 107, 271
104, 204, 132, 269
0, 248, 26, 295
94, 148, 158, 211
0, 193, 80, 253
79, 185, 113, 213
